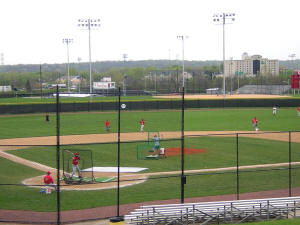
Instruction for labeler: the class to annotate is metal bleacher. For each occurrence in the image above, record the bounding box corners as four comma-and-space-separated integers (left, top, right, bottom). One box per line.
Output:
236, 85, 290, 95
125, 197, 300, 225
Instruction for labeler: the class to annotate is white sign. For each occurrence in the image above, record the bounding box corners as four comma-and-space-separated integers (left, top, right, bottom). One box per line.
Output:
93, 82, 116, 90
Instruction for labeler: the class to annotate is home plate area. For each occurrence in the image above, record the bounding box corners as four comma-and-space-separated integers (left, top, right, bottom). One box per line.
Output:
60, 167, 149, 190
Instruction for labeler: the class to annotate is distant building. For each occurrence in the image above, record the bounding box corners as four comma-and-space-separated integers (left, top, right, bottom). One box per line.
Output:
206, 88, 221, 95
224, 54, 279, 77
0, 85, 11, 92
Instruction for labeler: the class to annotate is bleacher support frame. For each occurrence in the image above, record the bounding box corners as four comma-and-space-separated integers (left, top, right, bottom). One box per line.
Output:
125, 197, 300, 225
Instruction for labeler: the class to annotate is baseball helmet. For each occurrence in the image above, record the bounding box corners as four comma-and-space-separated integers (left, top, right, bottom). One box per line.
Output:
47, 171, 51, 175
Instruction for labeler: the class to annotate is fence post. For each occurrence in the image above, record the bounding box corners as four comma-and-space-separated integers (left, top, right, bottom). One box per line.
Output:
117, 87, 121, 217
181, 88, 185, 203
236, 133, 239, 200
56, 85, 61, 225
289, 131, 292, 197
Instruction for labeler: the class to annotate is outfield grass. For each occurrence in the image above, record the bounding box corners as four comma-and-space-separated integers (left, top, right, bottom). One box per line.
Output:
0, 95, 157, 105
0, 108, 299, 139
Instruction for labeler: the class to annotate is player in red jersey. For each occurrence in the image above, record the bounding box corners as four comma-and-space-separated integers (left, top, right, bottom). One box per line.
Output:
139, 118, 145, 132
70, 152, 81, 179
43, 171, 56, 193
105, 120, 110, 133
252, 117, 258, 131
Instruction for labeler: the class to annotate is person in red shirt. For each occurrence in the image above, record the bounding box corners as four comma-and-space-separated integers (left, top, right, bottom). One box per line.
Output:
43, 171, 56, 193
139, 119, 145, 132
70, 152, 81, 179
105, 120, 110, 133
297, 107, 300, 117
252, 117, 258, 131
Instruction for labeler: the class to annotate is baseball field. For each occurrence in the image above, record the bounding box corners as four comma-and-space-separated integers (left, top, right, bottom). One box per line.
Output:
0, 99, 300, 215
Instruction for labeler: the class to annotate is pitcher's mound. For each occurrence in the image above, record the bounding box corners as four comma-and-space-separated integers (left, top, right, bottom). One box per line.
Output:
165, 147, 206, 157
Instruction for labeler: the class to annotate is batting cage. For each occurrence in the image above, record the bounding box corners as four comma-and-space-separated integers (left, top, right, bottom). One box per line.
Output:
62, 149, 94, 184
147, 131, 160, 142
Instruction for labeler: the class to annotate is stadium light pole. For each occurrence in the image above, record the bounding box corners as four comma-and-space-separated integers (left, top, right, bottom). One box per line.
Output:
213, 13, 235, 97
62, 38, 73, 93
122, 54, 128, 96
177, 35, 188, 90
78, 19, 100, 95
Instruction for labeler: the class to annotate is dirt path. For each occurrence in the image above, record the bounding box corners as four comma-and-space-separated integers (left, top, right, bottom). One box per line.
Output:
1, 131, 300, 191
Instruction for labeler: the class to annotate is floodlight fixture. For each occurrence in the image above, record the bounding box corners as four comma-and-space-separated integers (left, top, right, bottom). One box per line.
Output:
78, 18, 101, 94
177, 35, 188, 89
122, 54, 128, 96
213, 12, 236, 97
62, 38, 73, 93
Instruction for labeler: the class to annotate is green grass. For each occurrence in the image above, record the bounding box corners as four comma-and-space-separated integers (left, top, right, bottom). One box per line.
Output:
1, 107, 300, 212
1, 154, 300, 211
8, 136, 300, 172
0, 95, 158, 105
0, 108, 299, 139
1, 135, 300, 211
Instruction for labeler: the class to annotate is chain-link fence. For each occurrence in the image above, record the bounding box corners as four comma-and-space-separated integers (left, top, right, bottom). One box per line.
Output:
0, 87, 300, 224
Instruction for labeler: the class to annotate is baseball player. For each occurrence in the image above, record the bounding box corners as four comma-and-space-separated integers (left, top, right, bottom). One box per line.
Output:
67, 151, 81, 179
150, 134, 160, 156
273, 106, 277, 116
297, 107, 300, 117
105, 120, 110, 133
43, 171, 56, 193
139, 119, 145, 132
252, 117, 258, 131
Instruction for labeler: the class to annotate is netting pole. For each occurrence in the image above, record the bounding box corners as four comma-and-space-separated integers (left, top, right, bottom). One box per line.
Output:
181, 87, 185, 203
56, 85, 61, 225
289, 131, 291, 197
117, 87, 121, 217
236, 133, 239, 200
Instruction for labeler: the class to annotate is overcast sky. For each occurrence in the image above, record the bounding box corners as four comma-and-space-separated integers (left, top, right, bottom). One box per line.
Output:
1, 0, 300, 65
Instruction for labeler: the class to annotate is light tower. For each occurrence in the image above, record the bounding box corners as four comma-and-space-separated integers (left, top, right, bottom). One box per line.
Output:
78, 19, 101, 94
62, 38, 73, 93
213, 13, 235, 97
177, 35, 188, 89
289, 54, 296, 69
0, 53, 4, 65
122, 54, 128, 96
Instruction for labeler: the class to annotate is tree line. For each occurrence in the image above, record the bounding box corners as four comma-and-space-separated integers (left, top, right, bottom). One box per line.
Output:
0, 60, 295, 94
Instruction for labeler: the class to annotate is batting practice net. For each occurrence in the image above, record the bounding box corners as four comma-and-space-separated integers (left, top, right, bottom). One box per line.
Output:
62, 149, 94, 183
148, 131, 160, 142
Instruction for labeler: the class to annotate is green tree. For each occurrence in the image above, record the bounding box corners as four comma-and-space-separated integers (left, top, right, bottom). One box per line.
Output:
25, 80, 32, 92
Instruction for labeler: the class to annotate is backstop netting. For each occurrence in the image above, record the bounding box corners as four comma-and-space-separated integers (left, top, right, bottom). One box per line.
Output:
148, 131, 160, 142
62, 149, 94, 183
